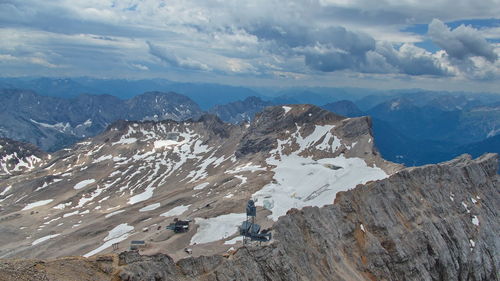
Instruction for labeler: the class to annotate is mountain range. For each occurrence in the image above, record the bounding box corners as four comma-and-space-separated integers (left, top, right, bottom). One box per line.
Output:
209, 96, 500, 166
0, 97, 498, 281
0, 104, 398, 260
0, 114, 497, 279
1, 80, 500, 166
0, 89, 202, 152
0, 77, 261, 109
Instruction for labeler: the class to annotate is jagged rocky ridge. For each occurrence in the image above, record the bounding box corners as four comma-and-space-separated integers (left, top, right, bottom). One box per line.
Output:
0, 153, 497, 281
116, 154, 500, 281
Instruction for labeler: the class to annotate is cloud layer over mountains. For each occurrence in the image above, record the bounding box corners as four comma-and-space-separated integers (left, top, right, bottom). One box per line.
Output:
0, 0, 498, 89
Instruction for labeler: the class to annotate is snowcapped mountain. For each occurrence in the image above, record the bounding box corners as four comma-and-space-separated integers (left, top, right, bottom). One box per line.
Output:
0, 104, 399, 260
0, 90, 203, 152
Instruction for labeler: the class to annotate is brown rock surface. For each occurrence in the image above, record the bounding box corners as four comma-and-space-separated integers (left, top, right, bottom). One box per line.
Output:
0, 153, 497, 281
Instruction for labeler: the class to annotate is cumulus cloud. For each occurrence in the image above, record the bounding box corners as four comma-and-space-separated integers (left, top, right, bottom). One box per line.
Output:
428, 19, 498, 62
0, 0, 499, 88
253, 25, 376, 72
254, 23, 448, 76
373, 42, 451, 76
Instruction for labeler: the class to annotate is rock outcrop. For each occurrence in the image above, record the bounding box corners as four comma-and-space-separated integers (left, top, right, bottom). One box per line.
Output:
115, 153, 499, 281
1, 153, 497, 280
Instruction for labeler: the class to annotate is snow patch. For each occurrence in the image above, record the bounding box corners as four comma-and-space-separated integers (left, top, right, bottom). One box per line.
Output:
226, 163, 266, 174
32, 234, 60, 246
94, 155, 112, 163
461, 202, 470, 213
105, 210, 125, 218
282, 106, 292, 114
472, 215, 479, 226
224, 236, 243, 245
53, 202, 72, 210
0, 185, 11, 196
74, 179, 95, 190
234, 175, 247, 185
193, 182, 209, 190
469, 239, 475, 249
128, 186, 155, 205
160, 205, 190, 217
154, 140, 182, 149
83, 223, 134, 257
22, 199, 54, 210
139, 203, 161, 212
190, 213, 246, 245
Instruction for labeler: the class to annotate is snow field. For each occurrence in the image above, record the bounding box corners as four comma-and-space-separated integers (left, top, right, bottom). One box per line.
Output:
190, 213, 246, 245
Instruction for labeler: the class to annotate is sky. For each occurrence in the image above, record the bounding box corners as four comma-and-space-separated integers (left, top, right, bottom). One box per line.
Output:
0, 0, 499, 92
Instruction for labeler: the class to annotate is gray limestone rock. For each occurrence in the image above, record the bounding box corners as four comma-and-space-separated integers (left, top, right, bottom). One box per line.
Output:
116, 153, 499, 281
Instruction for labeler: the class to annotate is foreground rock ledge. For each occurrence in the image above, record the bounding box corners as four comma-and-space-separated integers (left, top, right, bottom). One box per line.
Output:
1, 153, 498, 281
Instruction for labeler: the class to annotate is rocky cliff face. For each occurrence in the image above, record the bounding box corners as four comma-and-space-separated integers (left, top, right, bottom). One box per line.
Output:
114, 153, 499, 281
0, 153, 496, 281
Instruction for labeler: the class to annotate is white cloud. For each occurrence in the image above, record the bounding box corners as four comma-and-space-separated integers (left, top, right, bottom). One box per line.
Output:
0, 0, 498, 89
429, 19, 498, 62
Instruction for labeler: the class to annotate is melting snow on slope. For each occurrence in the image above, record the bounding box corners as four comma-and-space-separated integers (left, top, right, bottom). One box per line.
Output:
160, 205, 190, 217
193, 182, 209, 190
1, 152, 42, 174
154, 140, 183, 149
22, 199, 54, 210
190, 213, 246, 245
32, 234, 61, 246
282, 106, 292, 114
112, 138, 137, 145
226, 163, 266, 174
53, 202, 72, 210
105, 210, 125, 218
139, 203, 161, 212
94, 155, 112, 163
84, 223, 134, 257
0, 185, 11, 196
128, 186, 155, 204
253, 155, 387, 221
30, 119, 72, 133
74, 179, 96, 190
224, 236, 243, 245
472, 215, 479, 226
252, 124, 388, 221
234, 175, 247, 184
